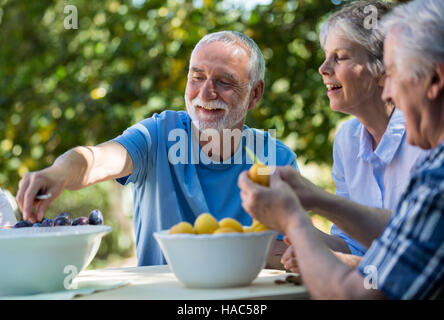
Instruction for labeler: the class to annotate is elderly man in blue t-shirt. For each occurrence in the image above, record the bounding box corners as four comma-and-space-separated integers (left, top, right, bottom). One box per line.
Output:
16, 31, 298, 266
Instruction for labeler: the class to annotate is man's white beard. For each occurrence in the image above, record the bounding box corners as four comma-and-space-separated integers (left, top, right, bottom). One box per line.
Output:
185, 91, 250, 132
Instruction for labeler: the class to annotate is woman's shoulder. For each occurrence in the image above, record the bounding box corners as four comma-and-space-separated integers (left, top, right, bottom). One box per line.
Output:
334, 117, 361, 144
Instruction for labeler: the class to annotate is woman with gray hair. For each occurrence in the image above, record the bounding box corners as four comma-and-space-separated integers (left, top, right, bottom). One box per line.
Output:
281, 1, 427, 271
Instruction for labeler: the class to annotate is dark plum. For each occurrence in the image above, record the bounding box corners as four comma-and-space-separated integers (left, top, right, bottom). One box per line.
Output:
41, 218, 53, 227
72, 216, 89, 226
88, 209, 104, 225
14, 220, 33, 228
56, 212, 72, 225
53, 216, 71, 226
32, 223, 42, 227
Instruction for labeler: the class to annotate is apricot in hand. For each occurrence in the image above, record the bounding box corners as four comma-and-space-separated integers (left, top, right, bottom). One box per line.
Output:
248, 163, 272, 186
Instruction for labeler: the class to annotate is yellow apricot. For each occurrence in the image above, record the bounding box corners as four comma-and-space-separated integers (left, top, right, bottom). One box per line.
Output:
248, 163, 272, 186
243, 226, 253, 233
251, 219, 261, 228
213, 227, 238, 234
169, 222, 196, 234
219, 218, 243, 233
251, 219, 269, 232
252, 223, 269, 232
194, 213, 219, 234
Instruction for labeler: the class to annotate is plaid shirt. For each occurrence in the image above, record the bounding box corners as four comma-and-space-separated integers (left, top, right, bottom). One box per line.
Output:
358, 139, 444, 299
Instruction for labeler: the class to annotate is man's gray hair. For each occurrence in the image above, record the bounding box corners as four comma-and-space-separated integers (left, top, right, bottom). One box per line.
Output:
319, 1, 392, 79
191, 31, 266, 86
380, 0, 444, 81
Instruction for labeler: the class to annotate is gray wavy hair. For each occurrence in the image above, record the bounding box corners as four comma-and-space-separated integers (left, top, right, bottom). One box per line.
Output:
319, 1, 392, 79
380, 0, 444, 81
190, 31, 266, 87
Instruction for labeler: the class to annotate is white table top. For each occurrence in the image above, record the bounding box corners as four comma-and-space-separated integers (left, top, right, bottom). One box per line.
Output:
74, 265, 309, 300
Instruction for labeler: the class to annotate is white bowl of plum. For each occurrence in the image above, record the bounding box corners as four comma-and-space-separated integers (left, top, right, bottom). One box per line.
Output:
0, 210, 111, 296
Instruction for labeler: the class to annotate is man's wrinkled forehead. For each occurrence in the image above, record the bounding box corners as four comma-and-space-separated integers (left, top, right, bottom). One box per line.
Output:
189, 41, 250, 67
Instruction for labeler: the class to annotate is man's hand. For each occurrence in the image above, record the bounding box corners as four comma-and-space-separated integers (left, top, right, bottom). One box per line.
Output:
238, 169, 309, 234
281, 236, 363, 273
16, 165, 70, 223
275, 166, 391, 249
16, 141, 133, 223
265, 238, 288, 270
281, 236, 299, 273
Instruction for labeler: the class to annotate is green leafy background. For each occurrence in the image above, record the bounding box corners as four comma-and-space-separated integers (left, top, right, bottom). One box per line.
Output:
0, 0, 408, 267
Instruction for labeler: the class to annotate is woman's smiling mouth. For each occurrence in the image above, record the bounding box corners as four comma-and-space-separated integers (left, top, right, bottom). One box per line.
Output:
326, 83, 343, 95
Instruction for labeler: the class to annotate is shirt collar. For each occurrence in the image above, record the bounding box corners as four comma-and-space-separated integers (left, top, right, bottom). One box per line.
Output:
357, 108, 406, 164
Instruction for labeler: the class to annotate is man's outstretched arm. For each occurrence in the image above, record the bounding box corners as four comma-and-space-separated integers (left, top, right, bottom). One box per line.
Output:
16, 141, 133, 223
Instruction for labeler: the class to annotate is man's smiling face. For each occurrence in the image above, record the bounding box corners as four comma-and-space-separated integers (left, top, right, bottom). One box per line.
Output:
185, 41, 252, 132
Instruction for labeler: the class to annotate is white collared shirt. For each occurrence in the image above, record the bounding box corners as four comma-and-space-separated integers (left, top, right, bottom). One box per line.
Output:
330, 108, 429, 255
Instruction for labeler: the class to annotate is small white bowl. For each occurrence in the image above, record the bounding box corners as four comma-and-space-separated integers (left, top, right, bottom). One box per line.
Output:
0, 225, 111, 296
154, 229, 276, 289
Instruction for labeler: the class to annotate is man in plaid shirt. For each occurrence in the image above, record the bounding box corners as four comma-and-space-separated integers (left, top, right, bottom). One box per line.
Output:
238, 0, 444, 299
358, 141, 444, 299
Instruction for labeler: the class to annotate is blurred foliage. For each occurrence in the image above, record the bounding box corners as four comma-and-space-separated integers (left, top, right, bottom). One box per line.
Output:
1, 0, 404, 264
0, 0, 344, 189
0, 0, 408, 189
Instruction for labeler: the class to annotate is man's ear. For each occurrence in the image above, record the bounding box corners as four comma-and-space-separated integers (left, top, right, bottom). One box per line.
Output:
247, 80, 265, 110
427, 63, 444, 100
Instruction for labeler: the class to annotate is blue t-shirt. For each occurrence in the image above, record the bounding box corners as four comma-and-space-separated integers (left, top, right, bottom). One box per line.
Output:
113, 110, 298, 266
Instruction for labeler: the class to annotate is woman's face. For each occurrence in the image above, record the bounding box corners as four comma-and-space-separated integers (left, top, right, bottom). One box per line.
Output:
319, 31, 381, 115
